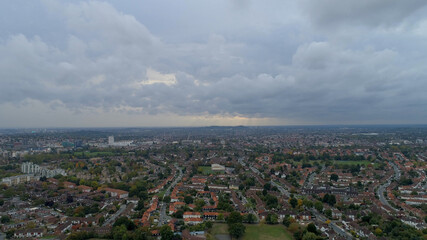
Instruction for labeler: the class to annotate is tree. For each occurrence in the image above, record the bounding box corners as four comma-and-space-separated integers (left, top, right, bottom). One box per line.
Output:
314, 201, 323, 212
99, 216, 105, 226
112, 225, 127, 240
227, 211, 243, 224
303, 199, 313, 208
67, 231, 96, 240
327, 195, 336, 206
66, 195, 74, 203
133, 228, 148, 240
1, 215, 11, 224
6, 230, 14, 239
302, 232, 317, 240
374, 227, 382, 236
282, 217, 292, 227
163, 196, 171, 203
195, 199, 206, 211
289, 198, 298, 208
113, 216, 136, 230
184, 195, 193, 204
330, 174, 339, 182
322, 194, 336, 206
325, 209, 332, 218
228, 223, 245, 239
306, 223, 317, 234
266, 213, 278, 224
160, 225, 174, 240
173, 209, 183, 219
288, 223, 300, 233
244, 213, 256, 224
205, 221, 213, 229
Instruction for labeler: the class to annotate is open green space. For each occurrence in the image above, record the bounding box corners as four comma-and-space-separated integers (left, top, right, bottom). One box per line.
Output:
334, 160, 370, 165
210, 224, 293, 240
198, 166, 225, 175
290, 159, 377, 167
211, 223, 229, 235
243, 224, 293, 240
198, 166, 220, 175
73, 151, 115, 158
40, 236, 58, 239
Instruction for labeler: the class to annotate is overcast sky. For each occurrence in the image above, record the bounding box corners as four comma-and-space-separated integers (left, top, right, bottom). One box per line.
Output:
1, 0, 427, 128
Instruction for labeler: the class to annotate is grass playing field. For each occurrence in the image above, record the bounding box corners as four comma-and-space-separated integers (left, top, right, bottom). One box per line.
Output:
243, 224, 293, 240
210, 224, 293, 240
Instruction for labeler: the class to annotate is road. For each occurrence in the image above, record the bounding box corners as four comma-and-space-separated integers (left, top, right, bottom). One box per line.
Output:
311, 208, 352, 240
158, 164, 183, 226
238, 157, 246, 167
376, 161, 400, 211
103, 204, 126, 226
270, 180, 290, 198
304, 165, 325, 188
238, 157, 262, 177
236, 191, 259, 222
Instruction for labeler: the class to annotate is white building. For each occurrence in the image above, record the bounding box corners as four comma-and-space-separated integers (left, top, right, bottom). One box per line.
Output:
211, 164, 225, 171
1, 174, 39, 186
21, 162, 40, 174
108, 136, 115, 145
21, 162, 66, 178
108, 135, 132, 147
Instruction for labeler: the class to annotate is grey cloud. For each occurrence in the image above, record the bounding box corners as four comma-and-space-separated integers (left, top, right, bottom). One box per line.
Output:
1, 0, 427, 125
302, 0, 427, 29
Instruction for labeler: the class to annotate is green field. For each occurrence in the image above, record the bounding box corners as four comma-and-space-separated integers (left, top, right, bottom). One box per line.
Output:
291, 159, 377, 167
73, 151, 115, 158
243, 224, 293, 240
198, 166, 214, 175
333, 160, 378, 167
335, 160, 371, 165
210, 223, 229, 235
210, 224, 293, 240
198, 166, 226, 175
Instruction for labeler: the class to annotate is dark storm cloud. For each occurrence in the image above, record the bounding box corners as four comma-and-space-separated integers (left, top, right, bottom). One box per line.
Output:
0, 0, 427, 125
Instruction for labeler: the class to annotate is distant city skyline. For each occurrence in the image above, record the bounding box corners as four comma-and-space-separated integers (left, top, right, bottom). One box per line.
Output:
1, 1, 427, 127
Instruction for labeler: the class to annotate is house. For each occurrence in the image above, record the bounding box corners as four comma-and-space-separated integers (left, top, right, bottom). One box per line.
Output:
299, 211, 311, 221
68, 217, 97, 226
281, 210, 297, 219
203, 212, 219, 220
77, 185, 92, 193
151, 230, 160, 236
183, 212, 201, 219
55, 221, 72, 234
345, 210, 357, 221
103, 188, 129, 199
63, 181, 77, 189
332, 209, 342, 219
78, 226, 111, 236
202, 205, 217, 212
184, 217, 203, 225
14, 228, 45, 238
182, 229, 205, 240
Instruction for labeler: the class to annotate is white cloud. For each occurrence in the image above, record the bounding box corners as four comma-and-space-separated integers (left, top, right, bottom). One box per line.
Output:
142, 68, 177, 86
